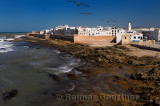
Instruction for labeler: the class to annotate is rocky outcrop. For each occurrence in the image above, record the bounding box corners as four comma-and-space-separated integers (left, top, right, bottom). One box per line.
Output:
24, 36, 160, 105
3, 89, 18, 101
129, 68, 160, 105
66, 74, 79, 80
49, 74, 61, 82
130, 68, 160, 80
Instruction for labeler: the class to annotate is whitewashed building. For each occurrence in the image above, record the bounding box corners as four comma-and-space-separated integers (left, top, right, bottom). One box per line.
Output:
40, 28, 54, 34
116, 23, 143, 43
142, 29, 160, 41
129, 32, 143, 41
127, 23, 143, 42
77, 26, 126, 36
54, 25, 77, 35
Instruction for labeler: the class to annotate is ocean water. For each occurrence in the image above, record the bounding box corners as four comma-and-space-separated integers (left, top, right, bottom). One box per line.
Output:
0, 33, 81, 106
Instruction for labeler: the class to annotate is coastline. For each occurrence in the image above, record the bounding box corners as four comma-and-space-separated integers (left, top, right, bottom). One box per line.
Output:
18, 36, 160, 105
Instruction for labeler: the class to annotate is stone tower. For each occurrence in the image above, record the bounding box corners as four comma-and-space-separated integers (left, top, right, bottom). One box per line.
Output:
128, 22, 131, 31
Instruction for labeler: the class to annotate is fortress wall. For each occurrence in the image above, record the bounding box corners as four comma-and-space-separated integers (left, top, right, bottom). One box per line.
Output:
50, 35, 74, 42
26, 33, 50, 39
74, 34, 116, 43
26, 33, 116, 45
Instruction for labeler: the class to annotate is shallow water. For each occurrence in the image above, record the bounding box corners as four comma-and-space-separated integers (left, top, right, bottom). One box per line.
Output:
0, 33, 81, 106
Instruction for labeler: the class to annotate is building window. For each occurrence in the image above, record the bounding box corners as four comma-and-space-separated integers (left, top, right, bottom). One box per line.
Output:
125, 37, 127, 39
134, 36, 136, 39
138, 37, 140, 39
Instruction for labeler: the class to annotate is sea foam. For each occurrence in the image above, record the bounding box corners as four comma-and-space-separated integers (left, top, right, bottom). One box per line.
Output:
0, 35, 25, 53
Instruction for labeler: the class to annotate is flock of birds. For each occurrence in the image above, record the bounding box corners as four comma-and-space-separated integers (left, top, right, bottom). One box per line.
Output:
68, 1, 90, 7
67, 1, 118, 25
67, 1, 92, 15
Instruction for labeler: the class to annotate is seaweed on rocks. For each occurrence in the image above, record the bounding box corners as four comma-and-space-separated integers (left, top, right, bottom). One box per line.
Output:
24, 36, 160, 105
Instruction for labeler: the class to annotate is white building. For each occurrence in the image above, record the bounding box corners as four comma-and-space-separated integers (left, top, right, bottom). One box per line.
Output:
45, 29, 51, 34
134, 27, 155, 33
142, 29, 160, 41
40, 29, 54, 34
54, 25, 77, 35
77, 26, 126, 36
116, 23, 143, 43
127, 23, 143, 42
129, 31, 143, 41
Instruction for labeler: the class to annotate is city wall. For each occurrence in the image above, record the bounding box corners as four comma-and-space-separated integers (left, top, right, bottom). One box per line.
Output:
50, 35, 74, 42
130, 40, 160, 51
74, 34, 116, 43
26, 33, 116, 44
26, 33, 50, 39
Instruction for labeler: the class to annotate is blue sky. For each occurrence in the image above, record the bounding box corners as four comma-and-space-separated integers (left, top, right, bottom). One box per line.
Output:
0, 0, 160, 32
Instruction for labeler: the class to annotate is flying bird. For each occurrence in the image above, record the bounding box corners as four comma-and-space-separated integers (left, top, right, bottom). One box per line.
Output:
102, 19, 117, 23
68, 1, 90, 7
105, 20, 110, 23
110, 20, 117, 22
80, 13, 92, 15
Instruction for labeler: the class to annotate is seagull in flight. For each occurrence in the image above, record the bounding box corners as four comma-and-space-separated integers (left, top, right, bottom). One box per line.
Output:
105, 20, 110, 23
102, 19, 117, 23
80, 13, 92, 15
68, 1, 90, 7
110, 20, 117, 22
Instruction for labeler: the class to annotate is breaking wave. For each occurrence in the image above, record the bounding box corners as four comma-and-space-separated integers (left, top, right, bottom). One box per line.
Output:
44, 59, 81, 74
0, 41, 13, 53
45, 65, 73, 74
14, 35, 25, 38
0, 35, 25, 53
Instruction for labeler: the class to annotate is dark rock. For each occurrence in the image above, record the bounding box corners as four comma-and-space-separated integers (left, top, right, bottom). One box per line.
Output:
49, 74, 60, 82
114, 75, 120, 79
130, 67, 160, 81
66, 74, 79, 80
119, 66, 122, 69
3, 89, 18, 101
6, 36, 15, 39
130, 71, 145, 80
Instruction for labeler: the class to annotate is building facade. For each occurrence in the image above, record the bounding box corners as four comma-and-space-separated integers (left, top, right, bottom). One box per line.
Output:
77, 26, 126, 36
142, 29, 160, 41
54, 25, 78, 35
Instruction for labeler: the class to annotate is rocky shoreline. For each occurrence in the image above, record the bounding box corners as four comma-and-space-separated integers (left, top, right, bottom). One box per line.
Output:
17, 36, 160, 105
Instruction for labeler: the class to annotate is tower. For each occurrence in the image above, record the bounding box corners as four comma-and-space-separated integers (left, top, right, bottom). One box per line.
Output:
128, 22, 132, 31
